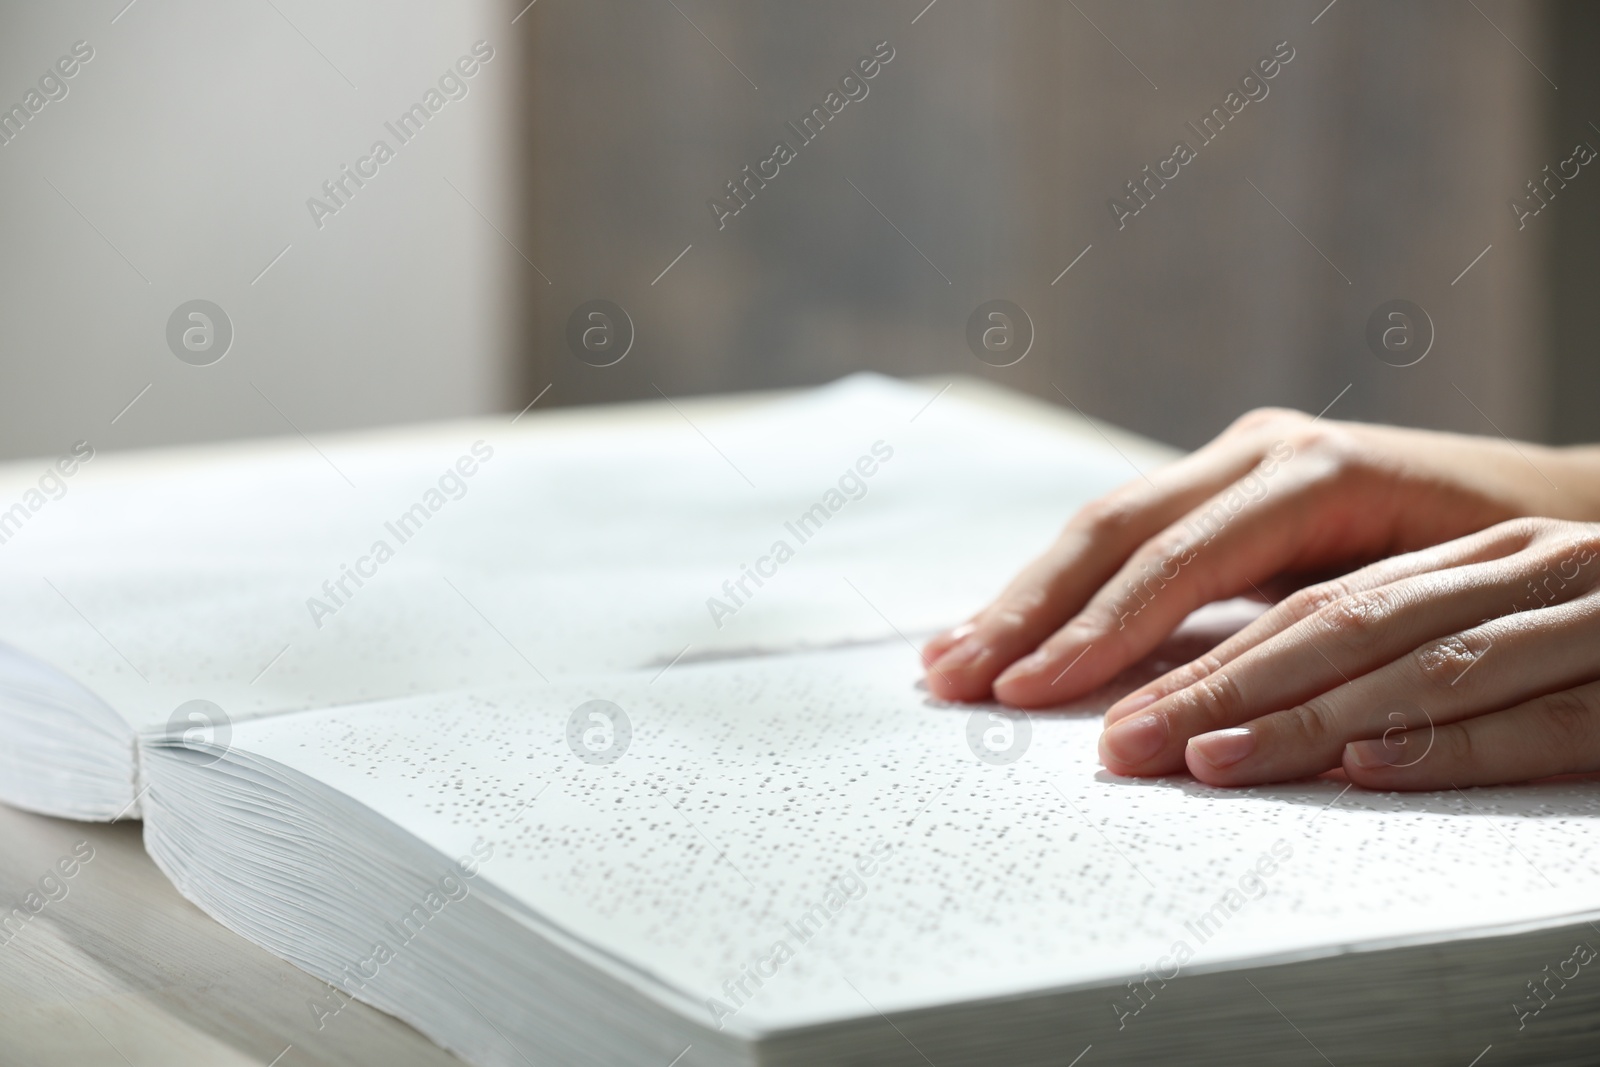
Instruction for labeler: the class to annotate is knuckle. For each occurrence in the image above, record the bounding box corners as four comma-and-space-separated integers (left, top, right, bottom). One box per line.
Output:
1116, 542, 1191, 602
1432, 720, 1472, 768
1277, 423, 1361, 474
979, 591, 1047, 634
1536, 689, 1599, 757
1068, 591, 1132, 643
1413, 635, 1481, 686
1573, 534, 1600, 574
1519, 515, 1563, 539
1492, 516, 1551, 548
1279, 422, 1334, 454
1316, 588, 1396, 652
1151, 655, 1223, 698
1183, 671, 1244, 727
1282, 579, 1352, 621
1280, 702, 1334, 749
1145, 530, 1198, 564
1087, 602, 1130, 638
1438, 519, 1543, 569
1072, 494, 1140, 539
1062, 609, 1118, 648
1549, 529, 1600, 580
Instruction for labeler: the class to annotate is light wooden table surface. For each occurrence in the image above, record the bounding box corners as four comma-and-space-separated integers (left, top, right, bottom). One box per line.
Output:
0, 378, 1178, 1067
0, 804, 465, 1067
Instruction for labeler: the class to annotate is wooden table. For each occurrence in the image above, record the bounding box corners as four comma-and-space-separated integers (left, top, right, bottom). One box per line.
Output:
0, 803, 465, 1067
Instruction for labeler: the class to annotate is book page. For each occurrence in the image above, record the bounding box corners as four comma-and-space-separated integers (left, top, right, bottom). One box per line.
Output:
0, 375, 1144, 731
221, 636, 1600, 1034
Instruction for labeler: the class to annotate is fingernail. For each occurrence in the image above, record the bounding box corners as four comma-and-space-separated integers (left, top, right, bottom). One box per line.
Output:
924, 623, 976, 661
1105, 692, 1156, 725
995, 648, 1051, 687
1345, 739, 1403, 770
1188, 728, 1255, 770
932, 638, 987, 674
1101, 713, 1167, 765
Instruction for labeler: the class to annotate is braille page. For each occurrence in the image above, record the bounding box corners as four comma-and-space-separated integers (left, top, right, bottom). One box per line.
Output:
0, 374, 1144, 732
223, 638, 1600, 1034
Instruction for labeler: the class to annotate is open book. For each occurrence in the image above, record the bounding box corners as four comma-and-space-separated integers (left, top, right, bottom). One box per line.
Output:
3, 376, 1598, 1066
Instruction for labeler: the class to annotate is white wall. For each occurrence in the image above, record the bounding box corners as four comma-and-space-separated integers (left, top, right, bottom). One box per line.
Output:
0, 0, 523, 461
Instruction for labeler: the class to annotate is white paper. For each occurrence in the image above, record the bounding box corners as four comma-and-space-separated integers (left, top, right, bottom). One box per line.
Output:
0, 375, 1140, 733
222, 638, 1600, 1034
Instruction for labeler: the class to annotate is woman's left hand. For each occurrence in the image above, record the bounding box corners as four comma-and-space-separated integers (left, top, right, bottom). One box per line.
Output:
1099, 517, 1600, 790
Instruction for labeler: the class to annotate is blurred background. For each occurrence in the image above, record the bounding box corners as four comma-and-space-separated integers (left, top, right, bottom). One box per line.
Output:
0, 0, 1593, 460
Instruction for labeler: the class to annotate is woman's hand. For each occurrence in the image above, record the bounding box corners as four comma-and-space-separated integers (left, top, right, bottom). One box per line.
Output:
921, 407, 1600, 720
1100, 517, 1600, 789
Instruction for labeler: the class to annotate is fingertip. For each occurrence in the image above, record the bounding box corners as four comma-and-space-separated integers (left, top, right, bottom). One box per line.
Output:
922, 622, 976, 665
993, 670, 1066, 709
992, 648, 1049, 693
1341, 741, 1418, 791
1107, 658, 1218, 725
993, 640, 1109, 707
1189, 727, 1254, 765
924, 639, 1000, 702
1097, 711, 1168, 770
924, 670, 990, 703
1344, 739, 1398, 771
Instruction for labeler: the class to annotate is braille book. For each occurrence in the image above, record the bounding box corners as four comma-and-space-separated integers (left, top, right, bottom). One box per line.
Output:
1, 376, 1597, 1066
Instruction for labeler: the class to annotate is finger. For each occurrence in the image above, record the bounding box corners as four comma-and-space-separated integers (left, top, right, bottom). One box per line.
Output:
921, 622, 975, 666
1184, 596, 1600, 786
922, 411, 1308, 665
993, 454, 1344, 708
1100, 521, 1538, 726
924, 433, 1286, 701
1189, 522, 1541, 682
1097, 553, 1567, 777
1343, 681, 1600, 790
